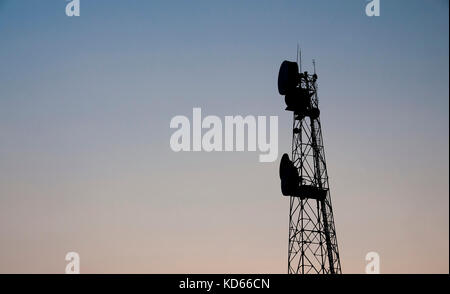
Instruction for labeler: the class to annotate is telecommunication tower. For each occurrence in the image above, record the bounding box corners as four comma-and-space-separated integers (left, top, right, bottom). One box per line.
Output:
277, 56, 342, 274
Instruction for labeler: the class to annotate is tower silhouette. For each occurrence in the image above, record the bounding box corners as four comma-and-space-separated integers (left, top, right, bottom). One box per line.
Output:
278, 58, 342, 274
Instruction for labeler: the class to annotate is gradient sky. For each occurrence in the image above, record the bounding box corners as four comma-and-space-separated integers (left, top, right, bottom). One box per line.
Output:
0, 0, 448, 273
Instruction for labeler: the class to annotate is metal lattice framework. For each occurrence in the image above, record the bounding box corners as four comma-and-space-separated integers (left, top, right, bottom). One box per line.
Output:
287, 73, 342, 274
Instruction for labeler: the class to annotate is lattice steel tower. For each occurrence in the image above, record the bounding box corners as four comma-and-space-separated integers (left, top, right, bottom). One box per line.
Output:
278, 58, 341, 274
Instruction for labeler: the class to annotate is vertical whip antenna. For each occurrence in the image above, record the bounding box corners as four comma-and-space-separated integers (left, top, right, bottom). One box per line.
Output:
299, 47, 302, 72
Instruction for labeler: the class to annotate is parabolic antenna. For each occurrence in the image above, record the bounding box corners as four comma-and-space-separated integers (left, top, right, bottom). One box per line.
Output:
279, 153, 299, 196
277, 60, 299, 95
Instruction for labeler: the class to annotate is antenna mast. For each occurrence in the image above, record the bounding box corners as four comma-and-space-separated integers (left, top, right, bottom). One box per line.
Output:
277, 56, 342, 274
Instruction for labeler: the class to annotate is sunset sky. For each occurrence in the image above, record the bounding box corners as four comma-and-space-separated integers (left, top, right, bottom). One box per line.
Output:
0, 0, 448, 273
